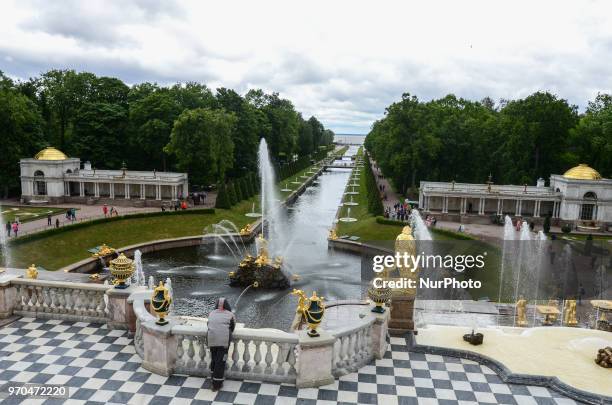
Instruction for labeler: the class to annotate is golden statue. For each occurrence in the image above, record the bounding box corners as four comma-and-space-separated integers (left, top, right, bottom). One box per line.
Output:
563, 299, 578, 327
393, 225, 418, 297
254, 234, 270, 266
547, 299, 559, 322
239, 224, 252, 236
26, 264, 38, 280
292, 289, 308, 314
328, 228, 338, 240
93, 244, 115, 258
516, 298, 528, 327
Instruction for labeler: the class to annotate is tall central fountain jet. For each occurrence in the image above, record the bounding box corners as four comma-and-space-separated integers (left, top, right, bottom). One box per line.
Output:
229, 138, 291, 289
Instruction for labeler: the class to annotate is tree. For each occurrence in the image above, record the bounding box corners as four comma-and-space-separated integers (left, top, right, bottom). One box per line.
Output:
227, 182, 238, 206
165, 108, 236, 186
38, 70, 94, 149
0, 72, 44, 197
215, 183, 231, 209
129, 90, 180, 171
569, 93, 612, 177
72, 102, 128, 169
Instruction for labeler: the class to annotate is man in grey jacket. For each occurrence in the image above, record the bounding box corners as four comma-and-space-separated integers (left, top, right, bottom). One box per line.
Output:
207, 297, 236, 391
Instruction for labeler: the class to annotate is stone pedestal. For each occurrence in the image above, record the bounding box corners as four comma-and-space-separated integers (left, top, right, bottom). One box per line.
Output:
106, 285, 145, 330
389, 295, 415, 336
296, 330, 335, 388
370, 307, 390, 359
0, 275, 20, 319
142, 321, 177, 376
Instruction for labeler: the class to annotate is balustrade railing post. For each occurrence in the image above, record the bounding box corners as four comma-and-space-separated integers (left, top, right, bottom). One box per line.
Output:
370, 306, 390, 360
141, 320, 177, 376
106, 284, 145, 330
295, 330, 335, 388
0, 275, 20, 319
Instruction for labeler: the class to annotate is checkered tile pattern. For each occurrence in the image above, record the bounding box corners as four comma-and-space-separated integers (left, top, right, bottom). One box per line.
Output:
0, 318, 578, 404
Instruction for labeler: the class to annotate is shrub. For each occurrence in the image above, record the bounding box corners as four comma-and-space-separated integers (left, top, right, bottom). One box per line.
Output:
543, 215, 551, 234
215, 183, 231, 209
561, 223, 572, 234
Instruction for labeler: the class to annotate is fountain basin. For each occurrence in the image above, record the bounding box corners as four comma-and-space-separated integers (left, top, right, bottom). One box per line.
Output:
416, 324, 612, 399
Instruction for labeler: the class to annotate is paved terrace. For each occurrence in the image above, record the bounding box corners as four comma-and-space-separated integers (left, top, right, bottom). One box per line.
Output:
0, 317, 578, 405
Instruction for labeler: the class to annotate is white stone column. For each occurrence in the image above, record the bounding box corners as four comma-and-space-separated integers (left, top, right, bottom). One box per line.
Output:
534, 200, 540, 217
517, 200, 522, 216
443, 196, 448, 213
94, 183, 100, 198
125, 184, 130, 199
156, 184, 161, 200
140, 184, 146, 200
478, 198, 484, 215
497, 199, 501, 215
79, 182, 85, 197
110, 183, 115, 199
172, 185, 177, 201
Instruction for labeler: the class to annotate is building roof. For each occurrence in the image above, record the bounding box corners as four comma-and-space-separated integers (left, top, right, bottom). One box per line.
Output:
563, 164, 602, 180
34, 147, 68, 161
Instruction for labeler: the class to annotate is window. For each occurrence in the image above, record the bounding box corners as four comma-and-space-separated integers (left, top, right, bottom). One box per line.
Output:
580, 192, 597, 220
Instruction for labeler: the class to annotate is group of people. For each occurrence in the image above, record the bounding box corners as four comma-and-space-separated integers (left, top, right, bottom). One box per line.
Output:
65, 208, 77, 221
102, 204, 119, 217
384, 201, 413, 221
5, 220, 19, 237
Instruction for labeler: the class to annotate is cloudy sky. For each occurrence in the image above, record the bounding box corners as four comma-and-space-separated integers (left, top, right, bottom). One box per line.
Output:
1, 0, 611, 133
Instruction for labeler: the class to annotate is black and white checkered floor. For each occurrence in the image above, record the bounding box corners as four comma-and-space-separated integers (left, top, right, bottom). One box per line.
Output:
0, 318, 580, 404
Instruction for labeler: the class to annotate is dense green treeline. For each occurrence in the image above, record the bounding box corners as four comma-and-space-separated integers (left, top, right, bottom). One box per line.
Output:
0, 69, 334, 197
365, 92, 612, 196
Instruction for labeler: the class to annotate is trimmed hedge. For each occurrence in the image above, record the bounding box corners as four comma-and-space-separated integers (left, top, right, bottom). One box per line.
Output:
375, 216, 476, 240
364, 152, 383, 216
9, 208, 216, 246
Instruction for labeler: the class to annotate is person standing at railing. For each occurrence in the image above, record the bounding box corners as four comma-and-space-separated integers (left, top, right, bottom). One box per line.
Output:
207, 297, 235, 391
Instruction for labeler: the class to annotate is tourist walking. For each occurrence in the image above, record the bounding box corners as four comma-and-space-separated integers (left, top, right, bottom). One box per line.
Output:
5, 221, 10, 237
207, 297, 235, 391
47, 213, 52, 226
12, 221, 19, 237
103, 204, 108, 217
55, 218, 60, 228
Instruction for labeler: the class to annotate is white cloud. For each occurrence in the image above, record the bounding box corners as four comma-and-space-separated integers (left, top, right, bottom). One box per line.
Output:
1, 0, 611, 133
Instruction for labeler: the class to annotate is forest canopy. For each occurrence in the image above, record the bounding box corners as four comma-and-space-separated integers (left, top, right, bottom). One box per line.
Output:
365, 92, 612, 196
0, 70, 334, 197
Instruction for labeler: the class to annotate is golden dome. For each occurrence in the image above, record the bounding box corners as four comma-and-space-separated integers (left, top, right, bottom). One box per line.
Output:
34, 147, 68, 160
563, 164, 602, 180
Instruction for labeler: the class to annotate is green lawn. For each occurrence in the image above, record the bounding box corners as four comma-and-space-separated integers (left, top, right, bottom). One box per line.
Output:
1, 205, 69, 224
6, 159, 329, 271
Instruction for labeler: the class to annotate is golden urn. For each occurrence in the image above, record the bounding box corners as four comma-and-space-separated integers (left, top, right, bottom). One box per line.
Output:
151, 281, 172, 325
109, 253, 135, 289
26, 264, 38, 280
368, 286, 391, 313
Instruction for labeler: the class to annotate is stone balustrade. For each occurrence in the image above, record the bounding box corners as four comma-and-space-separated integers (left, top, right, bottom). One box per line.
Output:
132, 291, 390, 388
0, 275, 140, 330
10, 278, 109, 323
331, 318, 376, 376
172, 324, 299, 384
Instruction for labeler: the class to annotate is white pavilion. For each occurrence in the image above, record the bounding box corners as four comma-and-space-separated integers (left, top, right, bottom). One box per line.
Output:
419, 164, 611, 228
20, 147, 188, 206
